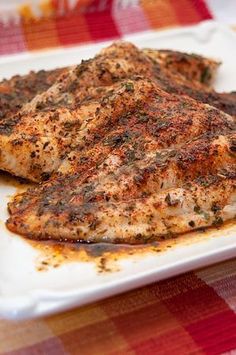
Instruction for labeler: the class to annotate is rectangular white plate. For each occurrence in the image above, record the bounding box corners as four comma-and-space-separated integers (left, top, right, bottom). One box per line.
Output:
0, 20, 236, 320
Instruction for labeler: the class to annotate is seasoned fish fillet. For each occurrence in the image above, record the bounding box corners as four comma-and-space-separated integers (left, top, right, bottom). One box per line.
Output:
22, 42, 236, 118
7, 78, 236, 243
0, 68, 65, 120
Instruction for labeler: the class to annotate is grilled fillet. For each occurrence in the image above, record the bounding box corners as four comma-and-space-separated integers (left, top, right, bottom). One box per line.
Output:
22, 42, 236, 118
7, 78, 236, 243
0, 68, 65, 120
7, 178, 235, 244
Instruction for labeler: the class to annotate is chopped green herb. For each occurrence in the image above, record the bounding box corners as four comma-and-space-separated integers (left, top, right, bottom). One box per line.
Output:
125, 82, 134, 92
194, 205, 201, 214
212, 216, 224, 226
200, 67, 211, 84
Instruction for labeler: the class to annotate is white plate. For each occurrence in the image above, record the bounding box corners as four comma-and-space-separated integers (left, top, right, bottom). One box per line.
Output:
0, 20, 236, 320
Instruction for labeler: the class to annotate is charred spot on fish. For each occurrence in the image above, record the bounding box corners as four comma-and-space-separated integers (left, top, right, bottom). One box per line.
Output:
30, 151, 36, 158
76, 59, 91, 78
188, 220, 195, 228
229, 139, 236, 153
41, 172, 51, 181
211, 203, 221, 213
103, 131, 132, 148
43, 141, 50, 150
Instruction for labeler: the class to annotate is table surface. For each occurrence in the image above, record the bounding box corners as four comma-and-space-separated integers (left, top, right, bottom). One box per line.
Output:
0, 1, 236, 354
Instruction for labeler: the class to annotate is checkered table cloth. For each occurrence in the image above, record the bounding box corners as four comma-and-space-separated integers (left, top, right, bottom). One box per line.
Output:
0, 0, 213, 55
0, 259, 236, 354
0, 1, 236, 354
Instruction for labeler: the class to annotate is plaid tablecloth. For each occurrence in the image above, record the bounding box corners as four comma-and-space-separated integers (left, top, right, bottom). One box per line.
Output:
0, 0, 213, 55
0, 259, 236, 354
0, 1, 236, 354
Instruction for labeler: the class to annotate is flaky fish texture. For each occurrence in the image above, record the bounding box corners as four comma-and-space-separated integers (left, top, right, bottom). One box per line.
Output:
7, 78, 236, 244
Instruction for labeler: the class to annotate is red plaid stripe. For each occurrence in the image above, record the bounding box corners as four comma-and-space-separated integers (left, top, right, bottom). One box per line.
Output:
0, 0, 214, 55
